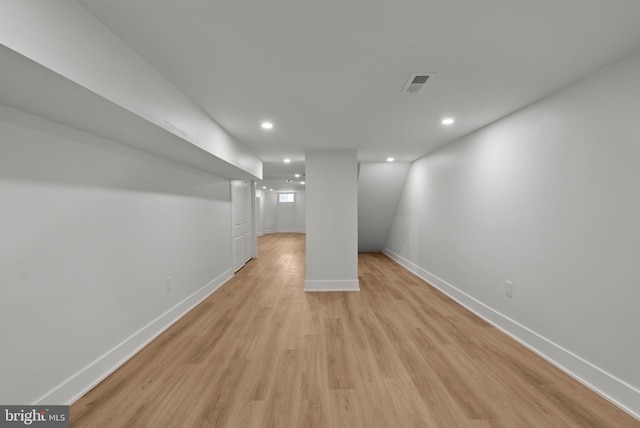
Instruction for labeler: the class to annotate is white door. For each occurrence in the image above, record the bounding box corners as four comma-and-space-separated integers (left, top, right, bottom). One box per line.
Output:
231, 180, 254, 272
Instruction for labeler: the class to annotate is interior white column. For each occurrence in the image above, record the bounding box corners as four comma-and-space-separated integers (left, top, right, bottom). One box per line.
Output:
304, 149, 359, 291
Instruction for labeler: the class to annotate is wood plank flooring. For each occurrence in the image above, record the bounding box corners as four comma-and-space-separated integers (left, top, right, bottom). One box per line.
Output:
71, 233, 639, 427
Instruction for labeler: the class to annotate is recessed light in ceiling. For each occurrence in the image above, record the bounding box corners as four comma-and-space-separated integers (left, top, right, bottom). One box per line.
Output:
387, 157, 395, 162
261, 121, 273, 130
294, 174, 300, 178
301, 181, 305, 185
262, 186, 267, 189
442, 118, 455, 125
284, 158, 291, 163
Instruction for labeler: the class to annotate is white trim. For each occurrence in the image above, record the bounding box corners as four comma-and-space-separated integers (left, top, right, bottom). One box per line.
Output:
383, 247, 640, 421
35, 269, 234, 405
262, 229, 305, 235
304, 279, 360, 292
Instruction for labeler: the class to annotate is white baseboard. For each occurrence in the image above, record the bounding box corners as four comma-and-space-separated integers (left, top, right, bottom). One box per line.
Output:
35, 269, 234, 406
304, 279, 360, 292
383, 247, 640, 421
262, 229, 305, 235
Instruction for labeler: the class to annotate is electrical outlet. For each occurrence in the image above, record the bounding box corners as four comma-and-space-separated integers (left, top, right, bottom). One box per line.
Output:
166, 276, 172, 291
505, 280, 513, 298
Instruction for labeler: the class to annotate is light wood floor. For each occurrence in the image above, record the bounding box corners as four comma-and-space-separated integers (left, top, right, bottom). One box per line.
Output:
72, 233, 639, 427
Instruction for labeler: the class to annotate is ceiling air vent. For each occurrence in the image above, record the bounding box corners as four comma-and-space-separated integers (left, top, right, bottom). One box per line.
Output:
402, 72, 435, 94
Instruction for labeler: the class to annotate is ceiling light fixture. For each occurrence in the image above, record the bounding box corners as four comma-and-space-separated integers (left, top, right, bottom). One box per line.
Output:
387, 157, 395, 162
442, 118, 455, 125
294, 174, 301, 178
261, 121, 274, 130
284, 158, 291, 163
301, 181, 305, 185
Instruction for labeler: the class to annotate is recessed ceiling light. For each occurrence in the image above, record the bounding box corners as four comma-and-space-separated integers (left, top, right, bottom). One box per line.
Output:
270, 188, 274, 191
294, 174, 301, 178
284, 158, 291, 163
261, 121, 273, 130
301, 181, 306, 185
262, 186, 267, 189
387, 157, 395, 162
442, 118, 455, 125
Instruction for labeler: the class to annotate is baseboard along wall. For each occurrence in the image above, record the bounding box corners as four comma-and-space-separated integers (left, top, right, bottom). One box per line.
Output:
383, 248, 640, 421
36, 269, 234, 406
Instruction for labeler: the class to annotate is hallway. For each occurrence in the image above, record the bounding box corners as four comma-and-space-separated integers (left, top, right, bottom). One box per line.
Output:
71, 234, 638, 427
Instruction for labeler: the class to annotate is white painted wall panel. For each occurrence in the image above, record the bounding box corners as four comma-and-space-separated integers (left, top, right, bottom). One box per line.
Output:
260, 191, 305, 234
255, 190, 264, 236
0, 106, 232, 404
276, 191, 306, 233
386, 50, 640, 417
358, 162, 410, 252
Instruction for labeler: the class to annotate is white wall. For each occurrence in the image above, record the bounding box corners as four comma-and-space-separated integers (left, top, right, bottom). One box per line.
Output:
255, 190, 265, 236
0, 105, 233, 405
0, 0, 262, 179
261, 190, 306, 234
262, 190, 278, 233
305, 150, 358, 291
276, 191, 306, 233
358, 162, 410, 252
385, 50, 640, 417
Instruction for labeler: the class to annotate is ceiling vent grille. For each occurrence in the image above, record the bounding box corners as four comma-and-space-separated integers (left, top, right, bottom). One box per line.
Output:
402, 73, 435, 94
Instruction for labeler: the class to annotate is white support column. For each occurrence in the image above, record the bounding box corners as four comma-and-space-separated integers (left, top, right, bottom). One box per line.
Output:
304, 149, 359, 291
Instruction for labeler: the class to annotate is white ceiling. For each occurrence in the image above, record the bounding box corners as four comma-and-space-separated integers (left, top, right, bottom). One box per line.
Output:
76, 0, 640, 189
